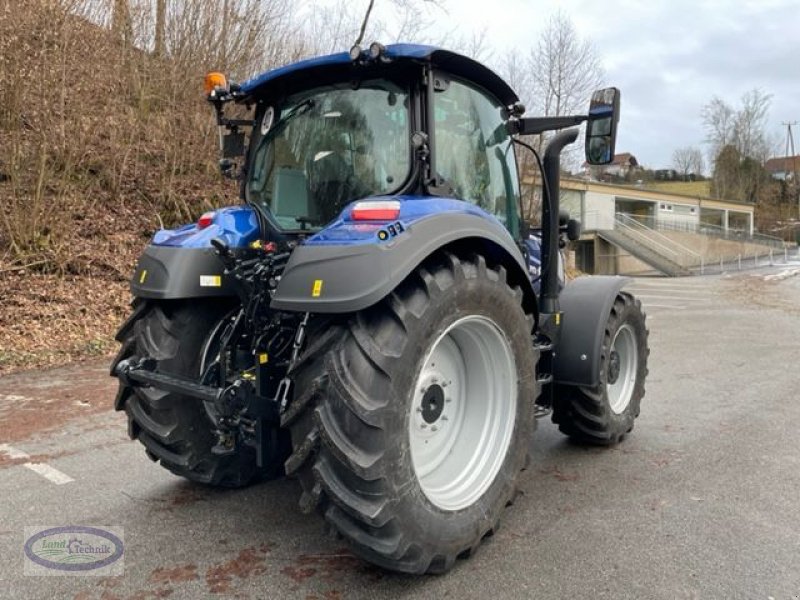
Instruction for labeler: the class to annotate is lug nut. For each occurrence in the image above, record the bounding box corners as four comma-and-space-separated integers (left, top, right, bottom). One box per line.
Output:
431, 426, 438, 432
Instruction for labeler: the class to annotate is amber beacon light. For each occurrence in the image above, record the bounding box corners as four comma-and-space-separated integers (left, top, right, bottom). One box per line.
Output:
204, 72, 228, 96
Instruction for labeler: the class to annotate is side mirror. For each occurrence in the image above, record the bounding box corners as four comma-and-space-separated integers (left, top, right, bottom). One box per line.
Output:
566, 218, 581, 241
585, 87, 620, 165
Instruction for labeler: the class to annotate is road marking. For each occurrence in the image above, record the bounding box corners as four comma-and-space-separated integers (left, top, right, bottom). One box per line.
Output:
23, 463, 75, 485
628, 284, 708, 291
641, 303, 686, 309
0, 443, 30, 460
0, 444, 75, 485
632, 294, 709, 301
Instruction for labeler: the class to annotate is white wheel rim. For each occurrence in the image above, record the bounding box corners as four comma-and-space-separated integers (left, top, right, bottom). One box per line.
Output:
408, 315, 517, 511
607, 323, 638, 414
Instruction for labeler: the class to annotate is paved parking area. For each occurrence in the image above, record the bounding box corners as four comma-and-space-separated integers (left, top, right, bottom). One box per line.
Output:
2, 264, 800, 599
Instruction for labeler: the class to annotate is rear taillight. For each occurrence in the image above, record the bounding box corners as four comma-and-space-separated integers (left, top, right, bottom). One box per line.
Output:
197, 211, 215, 229
351, 200, 400, 221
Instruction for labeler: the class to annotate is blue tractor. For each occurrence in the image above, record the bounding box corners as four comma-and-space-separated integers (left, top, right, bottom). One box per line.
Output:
112, 43, 648, 574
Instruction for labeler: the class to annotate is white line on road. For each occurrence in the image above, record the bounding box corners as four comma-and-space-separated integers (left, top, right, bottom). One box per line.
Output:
0, 443, 30, 459
640, 303, 686, 309
0, 444, 75, 485
630, 294, 709, 301
628, 284, 709, 291
23, 463, 75, 485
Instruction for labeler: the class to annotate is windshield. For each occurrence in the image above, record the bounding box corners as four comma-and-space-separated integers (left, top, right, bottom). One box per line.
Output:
247, 80, 410, 231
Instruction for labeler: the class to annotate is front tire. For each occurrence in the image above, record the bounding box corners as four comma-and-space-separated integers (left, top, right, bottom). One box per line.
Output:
283, 252, 538, 574
552, 292, 649, 445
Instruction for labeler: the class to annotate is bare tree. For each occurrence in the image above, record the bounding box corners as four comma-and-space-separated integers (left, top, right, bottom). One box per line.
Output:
449, 26, 494, 64
154, 0, 166, 57
524, 10, 605, 177
703, 89, 773, 162
531, 11, 604, 122
672, 146, 705, 179
495, 11, 604, 217
702, 89, 774, 201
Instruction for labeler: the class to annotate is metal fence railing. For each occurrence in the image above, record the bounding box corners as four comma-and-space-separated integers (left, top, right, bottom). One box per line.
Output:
605, 213, 703, 273
692, 246, 800, 275
582, 210, 798, 276
622, 214, 785, 249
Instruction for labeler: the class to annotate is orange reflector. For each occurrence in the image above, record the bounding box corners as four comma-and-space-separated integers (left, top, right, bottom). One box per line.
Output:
204, 72, 228, 95
351, 200, 401, 221
197, 211, 215, 229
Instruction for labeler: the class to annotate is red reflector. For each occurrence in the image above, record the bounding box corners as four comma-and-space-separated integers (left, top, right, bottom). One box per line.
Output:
197, 211, 215, 229
351, 201, 401, 221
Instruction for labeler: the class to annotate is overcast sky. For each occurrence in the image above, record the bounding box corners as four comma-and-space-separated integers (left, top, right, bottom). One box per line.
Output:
372, 0, 800, 171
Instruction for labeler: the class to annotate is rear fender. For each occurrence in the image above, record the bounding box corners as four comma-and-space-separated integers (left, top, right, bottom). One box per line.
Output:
552, 275, 632, 387
270, 211, 537, 320
130, 246, 238, 300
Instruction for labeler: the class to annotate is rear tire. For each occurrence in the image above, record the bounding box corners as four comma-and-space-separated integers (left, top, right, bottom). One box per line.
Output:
283, 252, 538, 574
114, 300, 286, 487
552, 292, 649, 445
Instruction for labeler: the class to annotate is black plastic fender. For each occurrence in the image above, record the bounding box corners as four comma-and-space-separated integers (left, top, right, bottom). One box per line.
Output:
129, 246, 237, 299
552, 275, 632, 387
270, 213, 537, 317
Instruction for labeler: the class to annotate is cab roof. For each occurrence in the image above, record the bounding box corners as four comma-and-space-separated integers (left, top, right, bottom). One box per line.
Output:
239, 43, 518, 106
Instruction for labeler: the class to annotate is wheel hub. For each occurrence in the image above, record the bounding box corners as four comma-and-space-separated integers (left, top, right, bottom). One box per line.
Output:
608, 350, 621, 384
420, 384, 445, 424
606, 323, 639, 414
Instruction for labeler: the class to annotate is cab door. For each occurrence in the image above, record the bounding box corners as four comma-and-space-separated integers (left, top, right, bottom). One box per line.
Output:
431, 74, 522, 239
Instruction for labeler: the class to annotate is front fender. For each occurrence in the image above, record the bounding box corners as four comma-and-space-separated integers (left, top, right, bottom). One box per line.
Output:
552, 275, 632, 387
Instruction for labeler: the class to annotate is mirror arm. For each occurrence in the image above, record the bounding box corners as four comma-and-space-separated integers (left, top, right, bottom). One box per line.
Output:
507, 115, 587, 136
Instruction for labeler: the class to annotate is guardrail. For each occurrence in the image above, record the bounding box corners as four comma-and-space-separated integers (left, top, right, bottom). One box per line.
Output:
623, 214, 785, 248
692, 246, 799, 275
613, 213, 703, 273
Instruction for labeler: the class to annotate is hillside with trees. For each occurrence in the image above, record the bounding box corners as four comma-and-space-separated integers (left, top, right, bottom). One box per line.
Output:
1, 0, 614, 373
0, 0, 354, 371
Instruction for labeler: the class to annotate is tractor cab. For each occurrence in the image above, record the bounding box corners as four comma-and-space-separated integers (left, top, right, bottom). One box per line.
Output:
207, 44, 527, 240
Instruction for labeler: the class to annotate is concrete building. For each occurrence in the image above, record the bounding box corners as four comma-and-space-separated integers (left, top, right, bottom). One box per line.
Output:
558, 179, 754, 235
523, 177, 780, 276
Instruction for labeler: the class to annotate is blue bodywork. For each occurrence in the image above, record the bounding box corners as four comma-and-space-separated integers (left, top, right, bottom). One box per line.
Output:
150, 199, 546, 287
152, 198, 509, 248
152, 206, 260, 249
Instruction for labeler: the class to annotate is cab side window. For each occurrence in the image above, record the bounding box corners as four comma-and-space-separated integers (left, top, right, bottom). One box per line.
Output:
433, 78, 520, 228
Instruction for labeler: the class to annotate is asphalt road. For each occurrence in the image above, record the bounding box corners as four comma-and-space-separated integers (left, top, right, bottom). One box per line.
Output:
2, 263, 800, 600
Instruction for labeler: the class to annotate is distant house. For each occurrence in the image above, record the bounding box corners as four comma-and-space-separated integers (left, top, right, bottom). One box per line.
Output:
765, 155, 800, 181
582, 153, 639, 179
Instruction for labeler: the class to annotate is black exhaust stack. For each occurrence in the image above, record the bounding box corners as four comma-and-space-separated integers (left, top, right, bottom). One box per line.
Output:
539, 128, 579, 316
